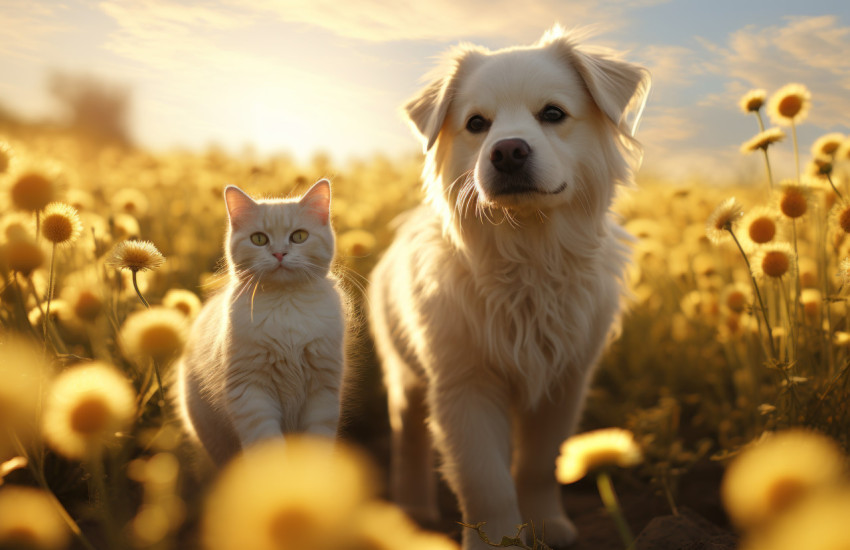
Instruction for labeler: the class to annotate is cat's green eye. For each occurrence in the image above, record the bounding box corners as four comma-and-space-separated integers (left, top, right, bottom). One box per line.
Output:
250, 232, 269, 246
290, 229, 309, 244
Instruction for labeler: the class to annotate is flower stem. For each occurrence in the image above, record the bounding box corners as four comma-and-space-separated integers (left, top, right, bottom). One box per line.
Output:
760, 148, 775, 189
728, 229, 776, 358
44, 242, 57, 345
131, 269, 150, 309
596, 471, 634, 550
791, 120, 800, 184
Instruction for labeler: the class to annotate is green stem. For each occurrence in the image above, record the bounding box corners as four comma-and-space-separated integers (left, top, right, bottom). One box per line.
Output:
597, 471, 634, 550
131, 269, 150, 309
728, 229, 776, 358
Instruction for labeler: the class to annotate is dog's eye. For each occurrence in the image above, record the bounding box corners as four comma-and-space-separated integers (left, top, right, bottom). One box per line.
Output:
466, 115, 491, 134
539, 105, 567, 123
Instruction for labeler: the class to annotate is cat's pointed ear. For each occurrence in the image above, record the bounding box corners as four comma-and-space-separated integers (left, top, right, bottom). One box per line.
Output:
224, 186, 258, 229
299, 179, 331, 225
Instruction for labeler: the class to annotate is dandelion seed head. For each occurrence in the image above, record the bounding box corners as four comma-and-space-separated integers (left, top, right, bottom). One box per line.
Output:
706, 198, 744, 244
739, 89, 766, 113
41, 202, 82, 246
42, 361, 136, 460
556, 428, 642, 484
107, 240, 165, 272
767, 83, 811, 125
721, 429, 845, 530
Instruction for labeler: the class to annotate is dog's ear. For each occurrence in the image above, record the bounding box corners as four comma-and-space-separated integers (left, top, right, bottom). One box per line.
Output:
545, 31, 650, 136
405, 45, 485, 151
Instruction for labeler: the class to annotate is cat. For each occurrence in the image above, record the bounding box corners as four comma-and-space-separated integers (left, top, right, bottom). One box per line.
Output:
175, 179, 345, 467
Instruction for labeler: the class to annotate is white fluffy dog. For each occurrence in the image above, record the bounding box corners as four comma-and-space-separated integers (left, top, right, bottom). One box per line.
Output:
369, 27, 650, 550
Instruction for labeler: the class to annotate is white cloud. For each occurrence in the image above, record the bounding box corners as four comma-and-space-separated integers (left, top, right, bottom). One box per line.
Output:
0, 2, 72, 60
700, 15, 850, 129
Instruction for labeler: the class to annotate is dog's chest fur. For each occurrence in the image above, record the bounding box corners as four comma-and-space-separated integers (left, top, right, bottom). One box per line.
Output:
417, 210, 629, 405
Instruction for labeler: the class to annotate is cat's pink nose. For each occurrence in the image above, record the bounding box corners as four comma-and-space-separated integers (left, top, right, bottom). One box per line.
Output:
273, 252, 285, 262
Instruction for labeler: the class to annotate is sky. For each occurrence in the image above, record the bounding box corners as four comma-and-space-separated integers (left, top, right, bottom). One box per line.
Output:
1, 0, 849, 182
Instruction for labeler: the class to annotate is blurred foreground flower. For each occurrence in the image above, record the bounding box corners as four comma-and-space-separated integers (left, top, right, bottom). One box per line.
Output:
557, 428, 642, 549
0, 338, 48, 459
120, 307, 187, 364
42, 362, 136, 460
0, 486, 70, 549
721, 429, 846, 530
203, 437, 376, 550
162, 288, 202, 319
1, 235, 45, 277
9, 170, 57, 213
741, 489, 850, 550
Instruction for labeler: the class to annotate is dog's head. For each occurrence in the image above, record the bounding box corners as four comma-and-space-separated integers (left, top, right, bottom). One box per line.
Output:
406, 26, 650, 223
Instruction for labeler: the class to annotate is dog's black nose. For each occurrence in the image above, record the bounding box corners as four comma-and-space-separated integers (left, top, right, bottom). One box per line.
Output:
490, 138, 531, 173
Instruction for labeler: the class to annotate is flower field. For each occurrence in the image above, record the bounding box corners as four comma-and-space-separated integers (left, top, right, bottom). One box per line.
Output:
1, 83, 849, 550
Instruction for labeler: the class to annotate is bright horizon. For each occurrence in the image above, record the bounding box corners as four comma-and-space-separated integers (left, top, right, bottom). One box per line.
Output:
2, 1, 849, 183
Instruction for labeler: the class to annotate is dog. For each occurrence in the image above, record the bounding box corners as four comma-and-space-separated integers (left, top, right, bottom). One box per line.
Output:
368, 26, 650, 550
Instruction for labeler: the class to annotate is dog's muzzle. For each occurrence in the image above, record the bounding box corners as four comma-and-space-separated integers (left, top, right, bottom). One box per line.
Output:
489, 138, 538, 195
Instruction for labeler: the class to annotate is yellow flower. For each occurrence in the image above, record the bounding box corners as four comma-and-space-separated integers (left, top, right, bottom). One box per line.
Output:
61, 284, 104, 323
349, 501, 459, 550
0, 213, 34, 242
0, 337, 48, 459
722, 284, 751, 314
556, 428, 642, 484
111, 188, 150, 217
739, 89, 766, 113
721, 429, 845, 530
752, 242, 794, 279
42, 362, 136, 460
162, 289, 202, 319
740, 206, 779, 246
777, 181, 808, 219
810, 132, 844, 158
107, 240, 165, 272
740, 489, 850, 550
767, 83, 811, 126
705, 198, 744, 244
740, 128, 785, 154
0, 486, 70, 549
40, 202, 83, 246
9, 170, 57, 212
0, 141, 12, 174
203, 437, 376, 550
120, 307, 187, 363
0, 235, 45, 276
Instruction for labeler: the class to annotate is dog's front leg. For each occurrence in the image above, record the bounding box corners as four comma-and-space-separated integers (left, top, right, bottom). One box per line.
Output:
513, 379, 589, 549
429, 379, 522, 550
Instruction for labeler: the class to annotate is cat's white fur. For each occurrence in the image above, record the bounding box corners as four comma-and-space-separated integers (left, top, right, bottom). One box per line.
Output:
176, 180, 345, 467
369, 27, 649, 549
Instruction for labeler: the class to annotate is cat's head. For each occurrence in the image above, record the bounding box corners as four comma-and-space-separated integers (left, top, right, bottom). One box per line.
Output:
223, 180, 334, 286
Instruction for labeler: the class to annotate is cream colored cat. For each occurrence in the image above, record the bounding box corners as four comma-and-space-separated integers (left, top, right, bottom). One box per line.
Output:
176, 179, 345, 467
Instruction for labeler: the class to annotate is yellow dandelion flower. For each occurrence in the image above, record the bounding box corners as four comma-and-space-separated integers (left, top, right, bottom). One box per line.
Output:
203, 437, 375, 550
112, 213, 141, 240
107, 240, 165, 272
767, 83, 811, 126
739, 89, 766, 113
120, 307, 187, 363
777, 181, 808, 219
111, 188, 150, 217
721, 429, 845, 530
338, 229, 377, 258
722, 284, 751, 314
705, 198, 744, 244
0, 212, 35, 242
61, 284, 104, 323
740, 128, 785, 154
40, 202, 82, 246
752, 242, 795, 279
740, 206, 779, 245
9, 170, 57, 212
806, 157, 832, 179
0, 236, 45, 276
556, 428, 642, 484
810, 132, 844, 158
0, 486, 70, 549
162, 289, 202, 318
0, 338, 48, 458
741, 489, 850, 550
65, 189, 95, 212
42, 362, 136, 460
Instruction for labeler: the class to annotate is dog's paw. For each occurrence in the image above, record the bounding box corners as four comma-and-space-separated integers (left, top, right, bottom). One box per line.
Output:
535, 516, 578, 549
